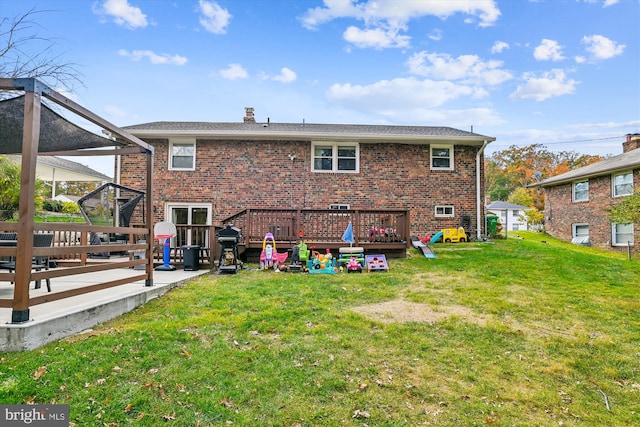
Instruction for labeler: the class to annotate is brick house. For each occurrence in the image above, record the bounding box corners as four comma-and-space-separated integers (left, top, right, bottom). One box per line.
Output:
118, 109, 495, 254
533, 134, 640, 253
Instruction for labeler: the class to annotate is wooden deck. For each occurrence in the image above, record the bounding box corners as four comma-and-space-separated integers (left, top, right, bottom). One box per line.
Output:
218, 208, 410, 261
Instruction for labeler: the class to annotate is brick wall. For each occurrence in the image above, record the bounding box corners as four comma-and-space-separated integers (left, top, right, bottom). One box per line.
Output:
119, 138, 485, 237
544, 170, 640, 253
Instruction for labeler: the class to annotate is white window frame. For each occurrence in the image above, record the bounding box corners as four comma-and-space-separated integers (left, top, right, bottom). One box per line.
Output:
571, 223, 590, 245
330, 203, 350, 210
612, 223, 634, 246
165, 202, 212, 247
573, 180, 589, 202
311, 141, 359, 173
430, 144, 454, 171
612, 171, 633, 197
169, 138, 196, 171
435, 205, 454, 218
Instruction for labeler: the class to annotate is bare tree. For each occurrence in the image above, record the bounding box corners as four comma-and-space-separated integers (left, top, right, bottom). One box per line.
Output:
0, 7, 83, 93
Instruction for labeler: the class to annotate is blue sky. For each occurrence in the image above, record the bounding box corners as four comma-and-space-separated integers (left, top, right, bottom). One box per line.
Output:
3, 0, 640, 176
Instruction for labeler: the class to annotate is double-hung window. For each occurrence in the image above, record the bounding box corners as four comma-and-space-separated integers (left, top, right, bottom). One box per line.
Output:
169, 139, 196, 170
573, 180, 589, 202
613, 172, 633, 197
312, 142, 359, 173
612, 223, 634, 246
430, 145, 454, 170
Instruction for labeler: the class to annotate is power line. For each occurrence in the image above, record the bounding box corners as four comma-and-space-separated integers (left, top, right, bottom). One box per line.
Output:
490, 134, 627, 148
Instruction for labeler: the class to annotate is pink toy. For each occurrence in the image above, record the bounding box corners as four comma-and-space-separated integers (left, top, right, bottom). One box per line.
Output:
347, 257, 362, 273
260, 232, 288, 270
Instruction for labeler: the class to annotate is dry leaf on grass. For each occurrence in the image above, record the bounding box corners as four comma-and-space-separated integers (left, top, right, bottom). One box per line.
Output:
33, 366, 47, 380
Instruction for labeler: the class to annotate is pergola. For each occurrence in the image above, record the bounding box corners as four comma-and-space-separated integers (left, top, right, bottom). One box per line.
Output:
0, 78, 154, 323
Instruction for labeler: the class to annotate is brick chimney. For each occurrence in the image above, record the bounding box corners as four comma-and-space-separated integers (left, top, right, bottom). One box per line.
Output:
622, 133, 640, 153
244, 107, 255, 123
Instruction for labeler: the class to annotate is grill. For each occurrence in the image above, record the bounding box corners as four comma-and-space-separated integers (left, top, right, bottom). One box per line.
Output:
217, 225, 242, 274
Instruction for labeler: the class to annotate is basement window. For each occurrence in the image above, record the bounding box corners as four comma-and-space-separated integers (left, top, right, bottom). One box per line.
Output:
330, 204, 350, 210
571, 223, 590, 246
435, 205, 454, 218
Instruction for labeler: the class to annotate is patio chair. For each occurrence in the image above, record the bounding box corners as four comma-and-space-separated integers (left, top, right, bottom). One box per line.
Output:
0, 233, 54, 292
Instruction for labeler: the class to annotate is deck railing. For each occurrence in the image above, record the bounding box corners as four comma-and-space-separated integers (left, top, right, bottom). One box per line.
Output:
222, 208, 410, 250
1, 209, 409, 294
0, 222, 152, 309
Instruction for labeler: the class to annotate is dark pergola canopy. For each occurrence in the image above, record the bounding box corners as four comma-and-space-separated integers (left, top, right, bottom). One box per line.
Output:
0, 95, 123, 155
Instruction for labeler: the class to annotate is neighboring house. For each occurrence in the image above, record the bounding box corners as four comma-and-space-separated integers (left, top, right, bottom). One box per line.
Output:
52, 194, 80, 204
7, 155, 111, 198
533, 133, 640, 252
486, 201, 531, 232
118, 109, 495, 241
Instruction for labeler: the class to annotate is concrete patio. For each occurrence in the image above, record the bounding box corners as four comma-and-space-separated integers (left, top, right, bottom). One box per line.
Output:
0, 265, 210, 352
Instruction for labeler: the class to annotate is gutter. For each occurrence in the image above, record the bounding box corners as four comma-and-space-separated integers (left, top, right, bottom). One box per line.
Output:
476, 139, 491, 240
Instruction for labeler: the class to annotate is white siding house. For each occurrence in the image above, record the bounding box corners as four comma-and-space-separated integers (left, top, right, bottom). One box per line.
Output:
486, 201, 531, 232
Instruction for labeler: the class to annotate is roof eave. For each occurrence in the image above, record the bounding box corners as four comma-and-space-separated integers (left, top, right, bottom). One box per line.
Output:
533, 162, 640, 188
127, 129, 496, 145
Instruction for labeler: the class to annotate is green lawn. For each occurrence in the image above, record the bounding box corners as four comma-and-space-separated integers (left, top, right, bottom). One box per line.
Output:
1, 231, 639, 426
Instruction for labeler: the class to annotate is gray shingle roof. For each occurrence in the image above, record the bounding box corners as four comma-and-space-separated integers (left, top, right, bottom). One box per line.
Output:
534, 148, 640, 187
122, 121, 495, 144
6, 155, 112, 181
486, 201, 531, 210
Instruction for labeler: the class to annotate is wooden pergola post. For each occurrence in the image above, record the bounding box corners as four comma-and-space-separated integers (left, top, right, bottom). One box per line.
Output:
11, 91, 40, 323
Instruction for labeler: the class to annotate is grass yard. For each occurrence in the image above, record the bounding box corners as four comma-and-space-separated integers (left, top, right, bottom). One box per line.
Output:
1, 231, 639, 426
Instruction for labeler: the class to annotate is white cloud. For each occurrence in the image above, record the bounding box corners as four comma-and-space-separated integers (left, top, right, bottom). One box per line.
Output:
327, 77, 486, 110
491, 41, 509, 54
198, 0, 232, 34
300, 0, 500, 49
428, 29, 442, 41
272, 67, 297, 83
578, 0, 620, 6
406, 51, 513, 86
118, 49, 187, 65
582, 35, 625, 60
343, 26, 411, 49
94, 0, 148, 29
258, 67, 298, 83
510, 69, 578, 101
218, 64, 248, 80
533, 39, 565, 61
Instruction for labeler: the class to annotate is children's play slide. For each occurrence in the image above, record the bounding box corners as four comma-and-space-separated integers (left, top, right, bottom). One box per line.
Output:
430, 231, 443, 244
410, 236, 436, 259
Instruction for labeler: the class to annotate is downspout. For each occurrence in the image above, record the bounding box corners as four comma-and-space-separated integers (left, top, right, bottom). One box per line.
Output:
476, 140, 490, 240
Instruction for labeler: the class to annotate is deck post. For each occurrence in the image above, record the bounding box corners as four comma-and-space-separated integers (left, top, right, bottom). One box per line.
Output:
12, 91, 41, 323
